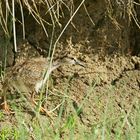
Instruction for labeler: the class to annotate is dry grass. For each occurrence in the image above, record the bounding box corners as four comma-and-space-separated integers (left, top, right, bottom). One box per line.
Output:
0, 0, 140, 139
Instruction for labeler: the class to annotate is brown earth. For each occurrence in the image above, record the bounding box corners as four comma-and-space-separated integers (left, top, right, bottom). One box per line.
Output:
0, 0, 140, 138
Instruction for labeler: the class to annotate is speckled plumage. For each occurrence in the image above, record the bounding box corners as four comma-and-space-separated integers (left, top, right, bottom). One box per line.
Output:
4, 56, 85, 93
4, 57, 49, 93
1, 56, 85, 113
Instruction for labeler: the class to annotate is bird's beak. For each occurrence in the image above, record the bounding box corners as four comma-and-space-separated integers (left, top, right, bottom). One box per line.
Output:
75, 59, 85, 67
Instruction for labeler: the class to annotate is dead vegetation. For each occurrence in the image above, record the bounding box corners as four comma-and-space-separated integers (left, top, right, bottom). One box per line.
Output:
0, 0, 140, 139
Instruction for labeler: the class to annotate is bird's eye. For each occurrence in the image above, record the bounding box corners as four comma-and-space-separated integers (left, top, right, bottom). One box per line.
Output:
70, 57, 77, 63
73, 58, 77, 62
70, 57, 75, 60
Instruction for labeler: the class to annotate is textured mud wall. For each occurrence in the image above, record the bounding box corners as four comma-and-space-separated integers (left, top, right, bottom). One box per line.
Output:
60, 0, 130, 56
130, 0, 140, 56
15, 0, 135, 56
0, 0, 139, 67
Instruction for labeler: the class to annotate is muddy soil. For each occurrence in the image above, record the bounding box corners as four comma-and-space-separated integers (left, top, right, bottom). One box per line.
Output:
0, 0, 140, 138
0, 46, 139, 138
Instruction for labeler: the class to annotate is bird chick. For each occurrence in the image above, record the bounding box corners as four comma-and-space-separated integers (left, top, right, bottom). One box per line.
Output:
1, 56, 85, 113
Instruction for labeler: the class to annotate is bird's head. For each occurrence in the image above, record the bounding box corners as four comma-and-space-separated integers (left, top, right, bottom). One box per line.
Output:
58, 56, 85, 67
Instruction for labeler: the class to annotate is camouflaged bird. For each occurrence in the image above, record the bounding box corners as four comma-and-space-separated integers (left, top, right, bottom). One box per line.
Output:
1, 56, 85, 113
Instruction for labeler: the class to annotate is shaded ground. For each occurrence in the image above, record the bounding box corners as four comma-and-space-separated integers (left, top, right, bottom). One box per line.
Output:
0, 0, 140, 139
0, 45, 139, 138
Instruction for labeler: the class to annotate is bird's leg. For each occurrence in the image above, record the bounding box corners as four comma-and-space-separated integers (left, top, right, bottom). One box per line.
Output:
32, 99, 52, 118
30, 92, 52, 118
31, 92, 35, 102
1, 96, 14, 114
